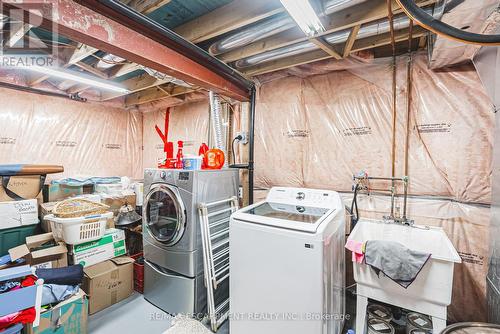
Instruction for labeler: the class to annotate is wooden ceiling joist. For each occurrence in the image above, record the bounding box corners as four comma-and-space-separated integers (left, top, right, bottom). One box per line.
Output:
219, 0, 436, 63
127, 0, 172, 15
309, 37, 343, 60
28, 43, 98, 86
100, 74, 174, 101
125, 84, 196, 106
174, 0, 285, 44
74, 62, 109, 80
343, 25, 361, 58
243, 27, 427, 76
108, 63, 141, 79
67, 84, 91, 95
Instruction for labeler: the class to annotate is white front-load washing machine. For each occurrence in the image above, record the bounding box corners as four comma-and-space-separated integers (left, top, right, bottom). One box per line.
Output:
143, 168, 238, 315
230, 187, 345, 334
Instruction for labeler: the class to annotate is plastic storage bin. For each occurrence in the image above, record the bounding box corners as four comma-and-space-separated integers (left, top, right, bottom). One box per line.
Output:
0, 224, 38, 255
45, 212, 113, 245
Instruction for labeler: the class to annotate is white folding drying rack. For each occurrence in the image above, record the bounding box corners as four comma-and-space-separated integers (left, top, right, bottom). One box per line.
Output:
198, 196, 238, 332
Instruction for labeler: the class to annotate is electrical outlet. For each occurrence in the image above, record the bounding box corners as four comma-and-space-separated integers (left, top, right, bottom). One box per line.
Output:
237, 131, 249, 145
238, 186, 244, 199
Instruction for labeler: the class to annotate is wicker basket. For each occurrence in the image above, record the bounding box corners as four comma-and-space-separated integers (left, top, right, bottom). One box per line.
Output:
53, 198, 109, 218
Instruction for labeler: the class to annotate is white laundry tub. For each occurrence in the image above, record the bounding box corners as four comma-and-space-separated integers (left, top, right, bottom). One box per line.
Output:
348, 219, 461, 334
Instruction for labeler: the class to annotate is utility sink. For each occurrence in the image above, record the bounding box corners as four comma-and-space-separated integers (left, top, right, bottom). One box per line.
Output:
348, 219, 461, 334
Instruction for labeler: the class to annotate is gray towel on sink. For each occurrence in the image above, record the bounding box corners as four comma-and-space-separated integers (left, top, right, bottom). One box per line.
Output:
365, 240, 431, 288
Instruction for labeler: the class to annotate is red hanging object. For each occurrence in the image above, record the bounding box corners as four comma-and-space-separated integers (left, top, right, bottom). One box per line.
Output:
155, 108, 175, 168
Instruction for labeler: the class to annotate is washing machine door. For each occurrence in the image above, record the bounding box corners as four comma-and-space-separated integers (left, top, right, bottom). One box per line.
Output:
144, 184, 186, 246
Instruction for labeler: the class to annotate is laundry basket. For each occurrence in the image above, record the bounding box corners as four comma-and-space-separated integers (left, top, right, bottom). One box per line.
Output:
44, 198, 112, 244
45, 212, 113, 244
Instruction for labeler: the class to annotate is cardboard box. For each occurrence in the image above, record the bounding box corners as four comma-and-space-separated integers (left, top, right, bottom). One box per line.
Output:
82, 257, 134, 314
0, 199, 38, 230
27, 290, 88, 334
0, 175, 43, 202
100, 192, 136, 215
69, 228, 126, 267
9, 232, 67, 269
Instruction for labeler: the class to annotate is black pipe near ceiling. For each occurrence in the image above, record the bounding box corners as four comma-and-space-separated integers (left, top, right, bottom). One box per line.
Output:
0, 81, 87, 102
396, 0, 500, 45
75, 0, 255, 96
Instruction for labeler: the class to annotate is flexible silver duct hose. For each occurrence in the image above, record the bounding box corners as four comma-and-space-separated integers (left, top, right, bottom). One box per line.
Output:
96, 54, 126, 70
209, 0, 370, 55
0, 15, 8, 30
235, 8, 435, 69
209, 91, 227, 165
323, 0, 370, 15
140, 66, 192, 87
209, 13, 296, 55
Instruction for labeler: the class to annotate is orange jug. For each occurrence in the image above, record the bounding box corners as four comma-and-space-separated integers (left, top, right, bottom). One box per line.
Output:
204, 149, 225, 169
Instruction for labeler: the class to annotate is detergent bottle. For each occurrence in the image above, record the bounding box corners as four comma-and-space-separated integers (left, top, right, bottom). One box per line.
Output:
198, 143, 209, 169
176, 141, 184, 169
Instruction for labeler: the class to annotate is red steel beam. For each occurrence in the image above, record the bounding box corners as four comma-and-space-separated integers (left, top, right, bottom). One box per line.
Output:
2, 0, 250, 101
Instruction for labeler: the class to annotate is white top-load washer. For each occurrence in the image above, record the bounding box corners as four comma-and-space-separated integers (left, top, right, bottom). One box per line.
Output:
230, 187, 345, 334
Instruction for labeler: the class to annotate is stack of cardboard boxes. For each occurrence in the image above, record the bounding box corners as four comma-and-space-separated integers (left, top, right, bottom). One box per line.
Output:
0, 174, 140, 333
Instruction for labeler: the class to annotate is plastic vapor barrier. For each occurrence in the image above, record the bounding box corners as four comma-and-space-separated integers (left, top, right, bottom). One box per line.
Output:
254, 53, 494, 204
475, 44, 500, 324
0, 88, 143, 179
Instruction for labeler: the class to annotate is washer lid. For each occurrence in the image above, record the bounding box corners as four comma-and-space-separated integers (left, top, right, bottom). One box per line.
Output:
233, 201, 335, 232
232, 187, 343, 233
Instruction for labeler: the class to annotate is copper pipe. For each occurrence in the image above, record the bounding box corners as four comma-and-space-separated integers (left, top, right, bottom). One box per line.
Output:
368, 188, 394, 192
402, 21, 414, 220
404, 21, 414, 177
390, 58, 397, 216
387, 0, 397, 54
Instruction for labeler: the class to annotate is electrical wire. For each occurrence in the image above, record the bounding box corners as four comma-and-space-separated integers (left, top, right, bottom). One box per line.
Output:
231, 135, 243, 165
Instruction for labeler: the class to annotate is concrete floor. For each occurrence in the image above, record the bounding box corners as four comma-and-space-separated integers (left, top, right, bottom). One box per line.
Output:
89, 293, 229, 334
88, 291, 352, 334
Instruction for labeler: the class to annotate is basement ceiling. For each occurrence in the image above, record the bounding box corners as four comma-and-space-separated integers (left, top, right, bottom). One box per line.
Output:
1, 0, 495, 107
